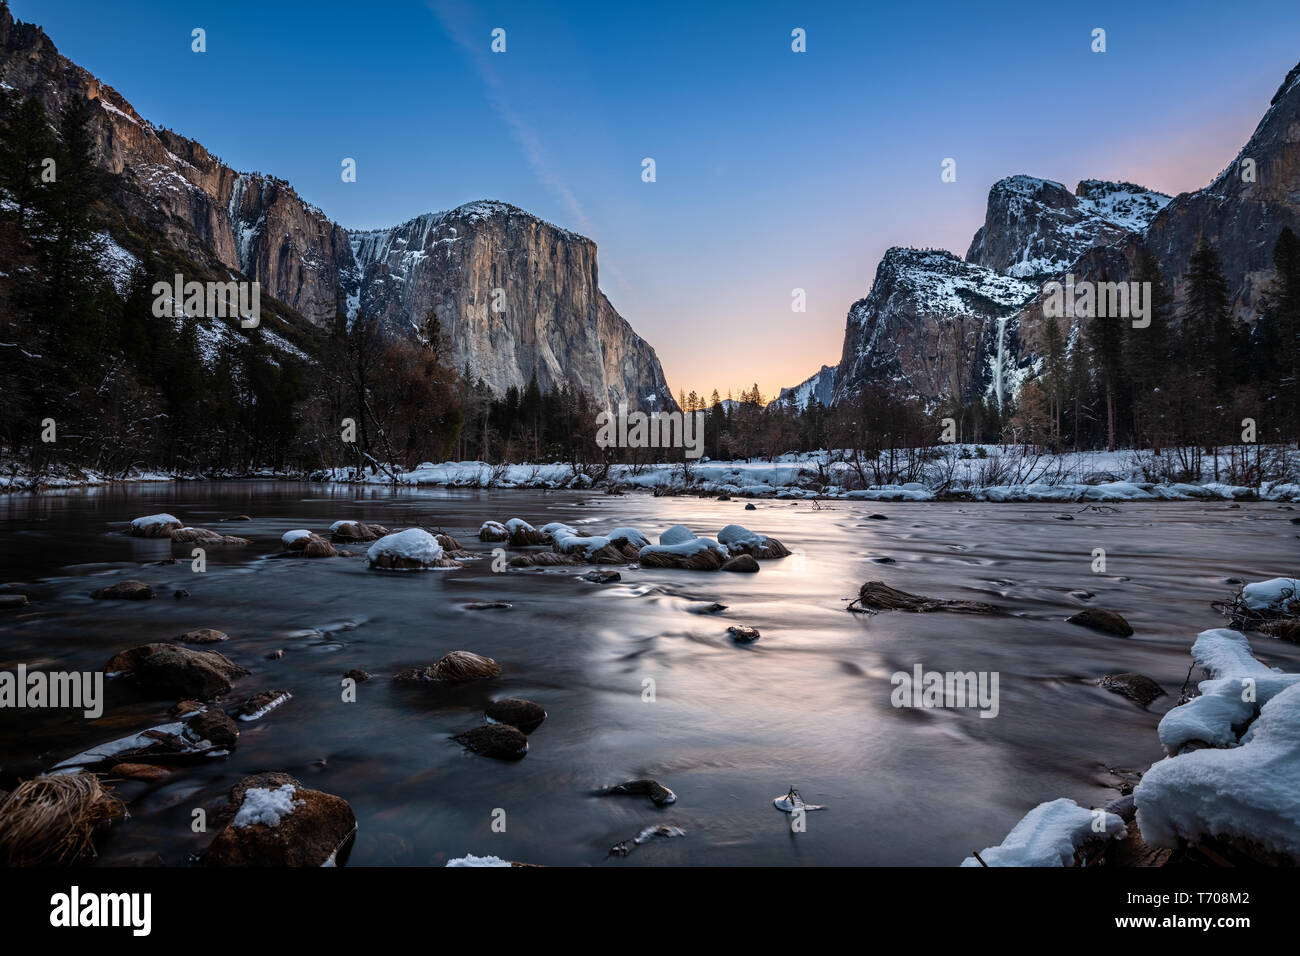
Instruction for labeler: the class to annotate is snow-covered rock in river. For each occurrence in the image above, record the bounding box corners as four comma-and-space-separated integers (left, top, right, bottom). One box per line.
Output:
366, 529, 459, 570
961, 797, 1126, 867
203, 772, 357, 866
129, 513, 182, 538
1136, 632, 1300, 863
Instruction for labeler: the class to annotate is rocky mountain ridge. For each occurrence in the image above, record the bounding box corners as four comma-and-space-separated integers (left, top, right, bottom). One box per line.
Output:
781, 58, 1300, 412
0, 3, 672, 409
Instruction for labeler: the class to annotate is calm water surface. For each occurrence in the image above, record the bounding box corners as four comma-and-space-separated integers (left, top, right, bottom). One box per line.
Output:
1, 483, 1297, 866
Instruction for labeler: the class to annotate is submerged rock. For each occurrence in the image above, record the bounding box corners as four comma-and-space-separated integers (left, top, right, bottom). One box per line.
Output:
599, 779, 677, 806
744, 503, 757, 510
849, 581, 997, 614
105, 643, 248, 699
581, 569, 621, 584
506, 519, 547, 547
204, 772, 356, 866
53, 709, 239, 772
0, 594, 28, 609
396, 650, 501, 683
717, 525, 791, 559
91, 579, 155, 601
177, 628, 228, 645
727, 625, 761, 643
343, 669, 372, 683
508, 551, 583, 568
109, 763, 173, 782
611, 825, 686, 857
453, 723, 529, 760
485, 697, 547, 733
464, 601, 512, 610
232, 690, 293, 721
721, 554, 760, 572
1099, 673, 1167, 708
170, 527, 250, 547
282, 530, 337, 558
773, 787, 827, 812
329, 520, 390, 543
1067, 608, 1134, 637
687, 602, 728, 614
639, 533, 730, 571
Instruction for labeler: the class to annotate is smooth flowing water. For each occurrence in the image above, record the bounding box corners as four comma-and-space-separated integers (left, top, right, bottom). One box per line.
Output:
1, 483, 1297, 866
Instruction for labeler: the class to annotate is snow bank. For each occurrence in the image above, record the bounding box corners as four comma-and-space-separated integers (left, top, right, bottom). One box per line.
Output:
446, 853, 512, 867
1137, 682, 1300, 861
960, 798, 1126, 867
1242, 578, 1299, 613
1155, 629, 1300, 753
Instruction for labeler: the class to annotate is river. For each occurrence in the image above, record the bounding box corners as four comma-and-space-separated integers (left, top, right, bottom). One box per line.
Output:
1, 483, 1296, 866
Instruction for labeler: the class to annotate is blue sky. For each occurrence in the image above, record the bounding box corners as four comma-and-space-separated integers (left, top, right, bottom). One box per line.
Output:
12, 0, 1300, 399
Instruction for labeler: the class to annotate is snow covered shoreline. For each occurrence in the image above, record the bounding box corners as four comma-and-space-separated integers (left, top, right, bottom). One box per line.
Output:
967, 590, 1300, 867
5, 447, 1298, 502
309, 447, 1299, 503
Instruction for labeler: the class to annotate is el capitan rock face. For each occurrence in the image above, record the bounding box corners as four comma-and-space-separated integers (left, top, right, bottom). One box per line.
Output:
0, 3, 672, 410
351, 202, 674, 409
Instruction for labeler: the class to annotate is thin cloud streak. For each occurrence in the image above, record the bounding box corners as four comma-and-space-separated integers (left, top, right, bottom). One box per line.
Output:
427, 0, 597, 240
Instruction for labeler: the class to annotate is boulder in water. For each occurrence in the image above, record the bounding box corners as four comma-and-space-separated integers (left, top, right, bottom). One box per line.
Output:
599, 779, 677, 806
453, 724, 529, 760
105, 643, 248, 699
485, 697, 547, 733
91, 580, 155, 601
367, 529, 460, 570
129, 514, 182, 538
1099, 673, 1166, 707
204, 772, 356, 866
1067, 608, 1134, 637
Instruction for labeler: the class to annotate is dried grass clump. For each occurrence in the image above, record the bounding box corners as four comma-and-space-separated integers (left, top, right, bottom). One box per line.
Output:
0, 773, 125, 866
849, 580, 998, 614
431, 650, 501, 681
1212, 583, 1299, 643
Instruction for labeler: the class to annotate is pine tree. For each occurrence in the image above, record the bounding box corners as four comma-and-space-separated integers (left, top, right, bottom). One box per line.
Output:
1040, 315, 1067, 448
1183, 238, 1234, 391
1087, 275, 1125, 451
1124, 250, 1171, 447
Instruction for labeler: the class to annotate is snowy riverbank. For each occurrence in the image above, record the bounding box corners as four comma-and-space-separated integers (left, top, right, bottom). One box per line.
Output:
6, 447, 1298, 502
311, 447, 1300, 503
